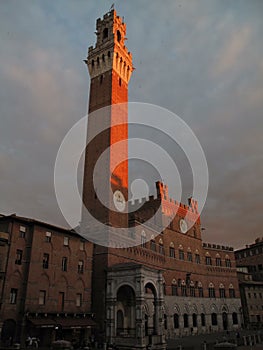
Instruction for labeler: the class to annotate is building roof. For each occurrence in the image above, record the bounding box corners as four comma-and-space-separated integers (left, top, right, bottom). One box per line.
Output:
0, 213, 83, 239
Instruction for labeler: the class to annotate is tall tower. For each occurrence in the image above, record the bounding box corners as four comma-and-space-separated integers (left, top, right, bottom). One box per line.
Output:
82, 9, 133, 329
82, 9, 133, 228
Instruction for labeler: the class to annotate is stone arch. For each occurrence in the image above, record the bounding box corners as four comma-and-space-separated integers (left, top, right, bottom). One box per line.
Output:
191, 304, 198, 314
183, 304, 190, 314
200, 304, 206, 314
144, 280, 158, 297
210, 304, 218, 313
187, 247, 192, 252
170, 242, 174, 248
221, 305, 229, 313
116, 285, 136, 335
205, 251, 211, 256
173, 304, 181, 315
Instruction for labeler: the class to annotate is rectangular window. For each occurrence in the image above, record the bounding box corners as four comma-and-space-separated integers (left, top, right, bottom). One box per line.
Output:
187, 252, 193, 262
181, 285, 187, 296
19, 225, 26, 238
43, 253, 49, 269
198, 287, 204, 298
179, 250, 184, 260
190, 286, 195, 297
216, 258, 222, 266
195, 254, 201, 264
150, 240, 156, 252
169, 247, 175, 258
76, 293, 82, 307
80, 241, 84, 251
225, 259, 232, 268
171, 284, 178, 296
205, 256, 212, 265
209, 288, 215, 298
10, 288, 18, 304
45, 231, 52, 243
219, 288, 226, 298
15, 249, 23, 265
78, 260, 84, 274
141, 234, 147, 248
39, 290, 46, 305
229, 288, 236, 298
159, 245, 164, 255
62, 257, 68, 272
64, 236, 69, 246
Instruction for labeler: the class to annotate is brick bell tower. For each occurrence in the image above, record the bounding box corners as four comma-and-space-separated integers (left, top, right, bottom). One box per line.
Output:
82, 9, 133, 229
82, 9, 133, 330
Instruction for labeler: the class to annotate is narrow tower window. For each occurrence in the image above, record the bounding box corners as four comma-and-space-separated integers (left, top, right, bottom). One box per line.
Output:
117, 30, 121, 42
103, 28, 108, 39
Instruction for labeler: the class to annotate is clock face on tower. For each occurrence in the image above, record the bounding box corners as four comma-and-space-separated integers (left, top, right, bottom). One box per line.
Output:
113, 190, 126, 212
179, 219, 188, 234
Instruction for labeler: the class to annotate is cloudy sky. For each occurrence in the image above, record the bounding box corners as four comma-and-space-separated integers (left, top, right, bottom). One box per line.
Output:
0, 0, 262, 249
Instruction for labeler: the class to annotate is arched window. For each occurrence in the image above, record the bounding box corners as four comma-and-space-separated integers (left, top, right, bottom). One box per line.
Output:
205, 252, 212, 265
195, 251, 201, 264
219, 283, 226, 298
201, 313, 206, 326
225, 255, 232, 268
107, 51, 111, 58
211, 313, 218, 326
171, 279, 178, 296
190, 281, 195, 297
187, 248, 193, 262
208, 283, 215, 298
179, 245, 184, 260
229, 284, 235, 298
192, 313, 197, 327
174, 314, 179, 329
198, 282, 204, 297
102, 54, 105, 62
183, 314, 189, 328
169, 242, 175, 258
97, 57, 100, 65
232, 312, 238, 325
150, 236, 156, 252
181, 280, 187, 296
159, 238, 164, 255
141, 231, 146, 248
216, 254, 222, 266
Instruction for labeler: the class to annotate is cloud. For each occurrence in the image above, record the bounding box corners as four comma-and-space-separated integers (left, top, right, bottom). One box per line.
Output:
212, 26, 251, 76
